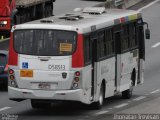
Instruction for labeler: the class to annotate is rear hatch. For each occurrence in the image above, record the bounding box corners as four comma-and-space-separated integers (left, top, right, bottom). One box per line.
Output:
13, 29, 77, 90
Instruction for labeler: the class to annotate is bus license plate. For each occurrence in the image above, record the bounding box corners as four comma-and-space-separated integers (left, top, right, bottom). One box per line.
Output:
38, 83, 51, 89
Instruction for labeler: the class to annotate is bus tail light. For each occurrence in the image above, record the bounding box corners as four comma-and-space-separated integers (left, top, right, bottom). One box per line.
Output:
9, 75, 15, 80
75, 71, 80, 76
72, 71, 81, 89
73, 83, 78, 88
74, 77, 80, 82
11, 81, 16, 86
9, 69, 14, 74
8, 69, 18, 88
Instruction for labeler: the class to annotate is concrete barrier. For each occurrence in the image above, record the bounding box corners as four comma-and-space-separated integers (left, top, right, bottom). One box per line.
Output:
124, 0, 142, 8
95, 0, 143, 9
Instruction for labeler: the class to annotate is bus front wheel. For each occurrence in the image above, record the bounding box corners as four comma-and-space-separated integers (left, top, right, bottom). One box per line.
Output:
122, 81, 133, 99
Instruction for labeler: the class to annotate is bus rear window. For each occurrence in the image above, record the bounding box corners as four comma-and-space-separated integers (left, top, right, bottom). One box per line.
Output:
14, 30, 77, 56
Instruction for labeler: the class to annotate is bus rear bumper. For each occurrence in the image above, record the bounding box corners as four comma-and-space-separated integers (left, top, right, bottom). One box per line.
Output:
8, 86, 90, 104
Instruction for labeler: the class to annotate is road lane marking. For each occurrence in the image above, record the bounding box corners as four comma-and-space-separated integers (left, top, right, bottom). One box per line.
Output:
150, 89, 160, 94
0, 107, 11, 112
133, 96, 146, 101
152, 42, 160, 48
138, 0, 160, 12
96, 110, 109, 115
114, 103, 128, 108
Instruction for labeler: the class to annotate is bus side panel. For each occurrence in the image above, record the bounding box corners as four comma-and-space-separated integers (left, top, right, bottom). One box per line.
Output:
82, 64, 92, 103
96, 57, 116, 99
120, 51, 138, 92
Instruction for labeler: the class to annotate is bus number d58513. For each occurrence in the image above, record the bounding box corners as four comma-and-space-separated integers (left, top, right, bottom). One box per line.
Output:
48, 65, 65, 70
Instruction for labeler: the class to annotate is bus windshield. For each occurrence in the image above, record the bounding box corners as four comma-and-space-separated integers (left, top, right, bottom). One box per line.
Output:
14, 30, 77, 56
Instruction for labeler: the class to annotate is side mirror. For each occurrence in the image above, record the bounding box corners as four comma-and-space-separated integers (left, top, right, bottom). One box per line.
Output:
143, 22, 150, 40
145, 28, 150, 39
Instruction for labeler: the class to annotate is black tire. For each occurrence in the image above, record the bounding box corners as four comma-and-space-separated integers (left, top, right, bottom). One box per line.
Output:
31, 100, 51, 109
92, 84, 104, 109
122, 81, 133, 99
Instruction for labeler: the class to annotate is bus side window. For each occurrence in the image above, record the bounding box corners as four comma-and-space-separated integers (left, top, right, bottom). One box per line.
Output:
129, 22, 137, 49
105, 29, 115, 56
97, 31, 105, 59
114, 25, 121, 54
121, 24, 130, 52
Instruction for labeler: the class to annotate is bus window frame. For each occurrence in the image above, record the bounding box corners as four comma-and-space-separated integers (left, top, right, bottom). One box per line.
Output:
83, 18, 144, 65
83, 34, 92, 66
95, 28, 115, 62
84, 27, 116, 64
120, 23, 130, 53
129, 21, 138, 50
13, 29, 78, 56
114, 19, 141, 54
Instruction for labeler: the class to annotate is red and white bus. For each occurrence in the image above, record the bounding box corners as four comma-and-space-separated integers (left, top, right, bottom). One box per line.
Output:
8, 7, 150, 109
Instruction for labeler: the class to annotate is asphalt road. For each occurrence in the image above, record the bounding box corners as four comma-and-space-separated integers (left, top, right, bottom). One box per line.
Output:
1, 0, 160, 120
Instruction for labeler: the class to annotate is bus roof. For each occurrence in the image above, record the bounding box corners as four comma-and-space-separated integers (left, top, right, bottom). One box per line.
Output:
13, 8, 141, 33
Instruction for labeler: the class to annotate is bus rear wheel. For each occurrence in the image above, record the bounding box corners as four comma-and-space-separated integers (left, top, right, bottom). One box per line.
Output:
92, 84, 104, 109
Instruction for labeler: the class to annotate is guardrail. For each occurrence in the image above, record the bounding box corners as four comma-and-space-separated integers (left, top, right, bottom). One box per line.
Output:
124, 0, 142, 8
95, 0, 143, 9
114, 0, 125, 7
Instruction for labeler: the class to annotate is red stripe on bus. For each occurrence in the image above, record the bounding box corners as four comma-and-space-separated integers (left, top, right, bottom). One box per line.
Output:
72, 34, 84, 68
8, 32, 18, 66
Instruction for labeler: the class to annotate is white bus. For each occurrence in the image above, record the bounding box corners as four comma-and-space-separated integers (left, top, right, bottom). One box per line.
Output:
8, 7, 150, 109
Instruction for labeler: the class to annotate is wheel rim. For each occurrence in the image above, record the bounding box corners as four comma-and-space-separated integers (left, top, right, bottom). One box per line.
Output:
99, 87, 103, 105
130, 81, 133, 95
